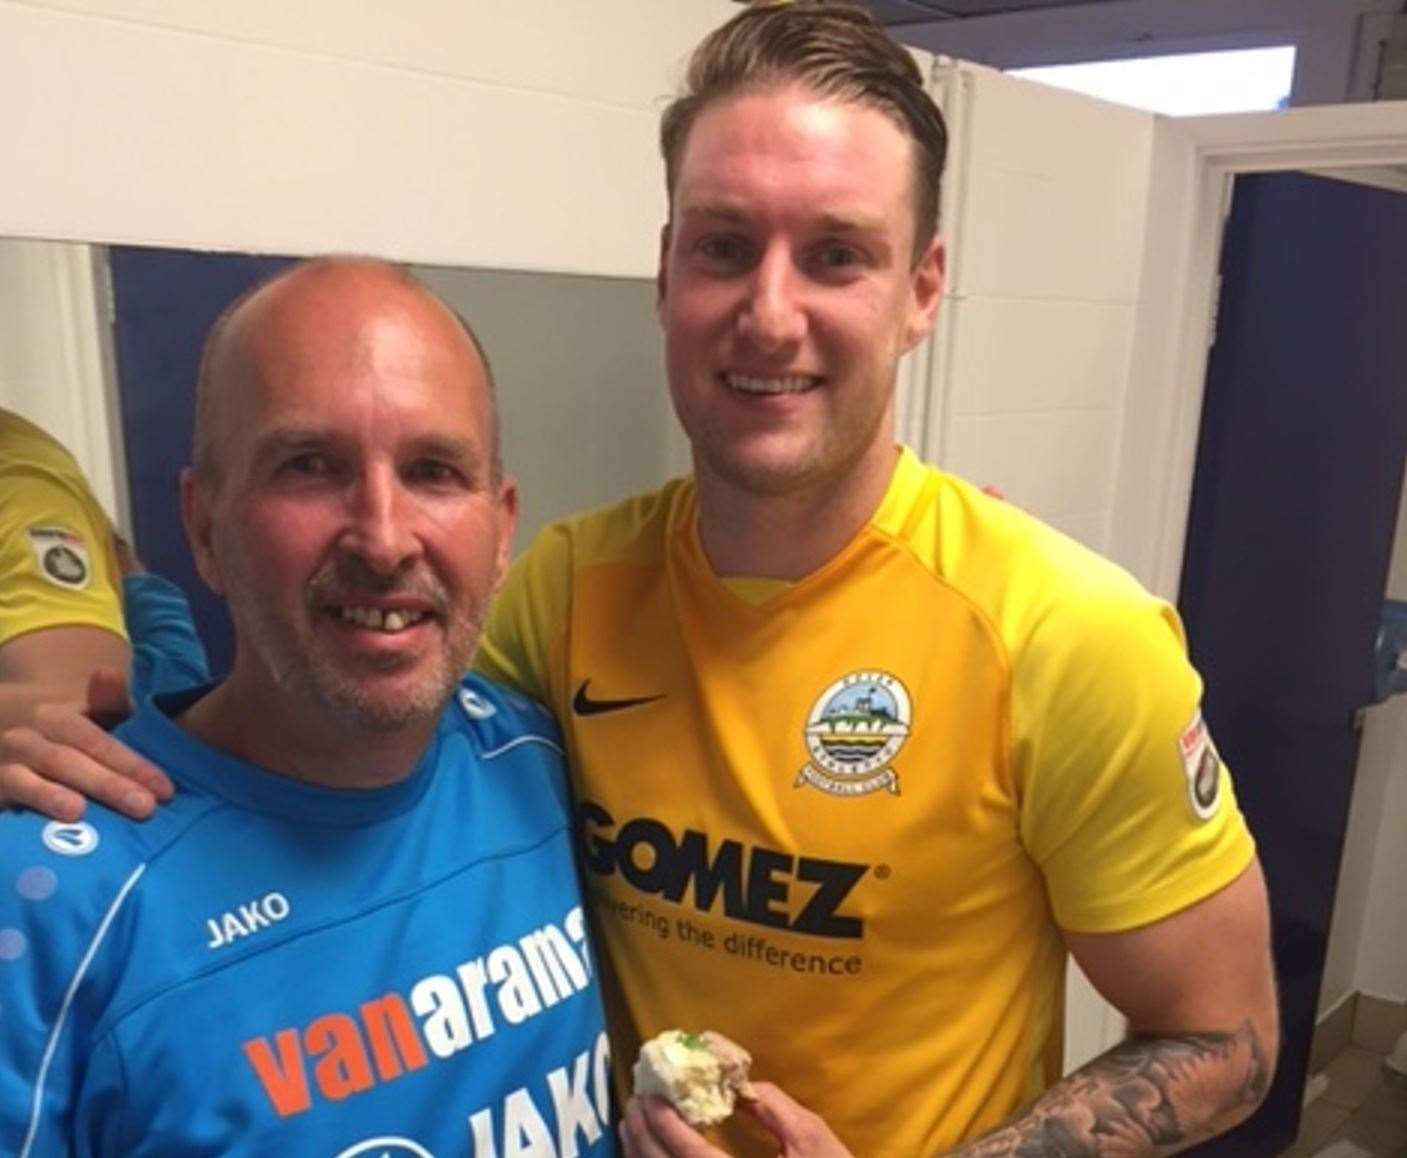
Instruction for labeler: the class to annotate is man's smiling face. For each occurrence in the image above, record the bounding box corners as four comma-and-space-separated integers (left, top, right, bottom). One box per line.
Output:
658, 85, 944, 502
185, 265, 516, 733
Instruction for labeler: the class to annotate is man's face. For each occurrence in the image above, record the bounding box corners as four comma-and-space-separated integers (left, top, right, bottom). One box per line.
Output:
186, 274, 516, 733
658, 85, 943, 500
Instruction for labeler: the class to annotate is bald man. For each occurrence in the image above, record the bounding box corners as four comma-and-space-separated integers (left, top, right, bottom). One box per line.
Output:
0, 260, 613, 1157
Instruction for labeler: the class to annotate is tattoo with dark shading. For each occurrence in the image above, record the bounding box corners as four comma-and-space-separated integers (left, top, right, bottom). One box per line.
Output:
948, 1020, 1270, 1157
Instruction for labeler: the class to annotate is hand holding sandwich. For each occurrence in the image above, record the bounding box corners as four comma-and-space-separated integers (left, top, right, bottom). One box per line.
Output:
621, 1082, 852, 1158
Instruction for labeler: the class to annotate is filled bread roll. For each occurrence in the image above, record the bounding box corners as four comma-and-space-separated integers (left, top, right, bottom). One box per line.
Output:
632, 1029, 755, 1126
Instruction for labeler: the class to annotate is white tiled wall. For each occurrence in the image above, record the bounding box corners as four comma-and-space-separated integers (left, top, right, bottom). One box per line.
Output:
932, 64, 1156, 554
0, 0, 735, 276
15, 0, 719, 112
0, 0, 733, 509
944, 298, 1132, 414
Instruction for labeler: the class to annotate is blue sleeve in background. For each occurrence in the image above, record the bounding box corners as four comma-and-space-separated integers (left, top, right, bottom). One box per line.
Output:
122, 574, 210, 701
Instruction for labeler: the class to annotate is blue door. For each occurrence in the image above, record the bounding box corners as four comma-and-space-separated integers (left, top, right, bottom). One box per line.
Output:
110, 247, 295, 676
1179, 172, 1407, 1154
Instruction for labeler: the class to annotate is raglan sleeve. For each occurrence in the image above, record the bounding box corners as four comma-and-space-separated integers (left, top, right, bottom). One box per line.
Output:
1014, 582, 1256, 934
0, 812, 129, 1155
474, 521, 575, 709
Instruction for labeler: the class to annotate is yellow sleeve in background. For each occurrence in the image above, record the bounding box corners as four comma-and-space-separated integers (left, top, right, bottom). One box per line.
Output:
0, 437, 127, 651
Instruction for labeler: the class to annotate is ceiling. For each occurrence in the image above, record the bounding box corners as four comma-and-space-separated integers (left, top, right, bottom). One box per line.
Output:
850, 0, 1129, 26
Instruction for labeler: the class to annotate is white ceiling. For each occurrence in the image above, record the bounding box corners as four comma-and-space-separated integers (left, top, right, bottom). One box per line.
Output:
852, 0, 1132, 26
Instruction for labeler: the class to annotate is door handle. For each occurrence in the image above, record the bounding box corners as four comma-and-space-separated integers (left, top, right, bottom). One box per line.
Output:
1372, 599, 1407, 704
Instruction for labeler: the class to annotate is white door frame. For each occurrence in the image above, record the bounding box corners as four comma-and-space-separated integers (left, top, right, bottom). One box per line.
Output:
1111, 100, 1407, 600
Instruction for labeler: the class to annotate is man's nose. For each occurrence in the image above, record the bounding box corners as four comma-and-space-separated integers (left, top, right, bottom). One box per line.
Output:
736, 250, 806, 351
339, 467, 421, 574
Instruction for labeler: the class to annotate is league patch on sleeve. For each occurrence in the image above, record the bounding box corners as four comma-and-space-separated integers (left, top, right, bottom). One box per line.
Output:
26, 526, 92, 590
1178, 709, 1222, 821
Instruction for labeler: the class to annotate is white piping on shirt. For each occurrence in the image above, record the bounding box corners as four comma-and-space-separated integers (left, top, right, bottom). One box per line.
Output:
480, 735, 563, 761
21, 862, 147, 1158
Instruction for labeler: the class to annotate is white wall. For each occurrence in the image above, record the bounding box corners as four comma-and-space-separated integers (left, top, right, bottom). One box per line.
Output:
890, 0, 1402, 106
416, 265, 673, 551
1322, 477, 1407, 1013
0, 239, 125, 522
928, 62, 1155, 554
0, 0, 734, 274
0, 0, 733, 503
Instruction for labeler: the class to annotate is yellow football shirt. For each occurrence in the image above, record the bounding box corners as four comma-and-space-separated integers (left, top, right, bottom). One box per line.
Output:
476, 447, 1254, 1156
0, 409, 126, 650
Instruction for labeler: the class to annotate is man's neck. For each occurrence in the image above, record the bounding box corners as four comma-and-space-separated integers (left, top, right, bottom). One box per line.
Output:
695, 444, 900, 581
178, 675, 437, 791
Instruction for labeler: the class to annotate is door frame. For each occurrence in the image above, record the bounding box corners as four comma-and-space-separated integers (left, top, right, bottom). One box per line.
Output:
1110, 100, 1407, 600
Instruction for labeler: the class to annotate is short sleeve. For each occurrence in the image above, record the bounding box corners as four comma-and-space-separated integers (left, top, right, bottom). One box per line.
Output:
1015, 590, 1255, 934
0, 467, 126, 650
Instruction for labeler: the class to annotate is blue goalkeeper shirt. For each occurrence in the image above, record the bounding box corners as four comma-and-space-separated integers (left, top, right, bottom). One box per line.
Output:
0, 675, 615, 1156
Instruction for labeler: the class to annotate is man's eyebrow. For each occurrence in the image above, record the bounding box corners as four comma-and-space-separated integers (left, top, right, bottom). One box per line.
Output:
249, 428, 339, 464
404, 434, 480, 464
251, 429, 483, 467
679, 200, 888, 235
814, 210, 888, 236
679, 200, 751, 226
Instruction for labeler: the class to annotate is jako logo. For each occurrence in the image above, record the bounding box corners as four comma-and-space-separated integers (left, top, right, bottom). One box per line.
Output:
575, 803, 867, 938
206, 891, 291, 949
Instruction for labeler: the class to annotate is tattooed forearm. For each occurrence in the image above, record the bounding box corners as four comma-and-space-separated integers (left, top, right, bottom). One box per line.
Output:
948, 1020, 1271, 1157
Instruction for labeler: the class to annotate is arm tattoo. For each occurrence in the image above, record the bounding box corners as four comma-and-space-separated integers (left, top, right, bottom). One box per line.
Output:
948, 1020, 1270, 1157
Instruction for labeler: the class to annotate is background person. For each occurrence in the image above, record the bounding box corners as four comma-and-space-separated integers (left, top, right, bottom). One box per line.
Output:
0, 408, 133, 729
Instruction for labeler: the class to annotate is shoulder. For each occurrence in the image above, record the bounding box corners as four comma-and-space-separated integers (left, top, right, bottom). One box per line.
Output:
443, 671, 563, 754
0, 794, 214, 994
512, 477, 691, 579
0, 783, 220, 897
0, 409, 75, 470
0, 413, 96, 513
895, 464, 1174, 659
479, 481, 690, 700
436, 673, 573, 825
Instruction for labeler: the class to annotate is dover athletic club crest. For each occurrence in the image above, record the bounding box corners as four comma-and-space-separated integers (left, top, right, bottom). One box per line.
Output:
27, 526, 91, 589
798, 671, 911, 797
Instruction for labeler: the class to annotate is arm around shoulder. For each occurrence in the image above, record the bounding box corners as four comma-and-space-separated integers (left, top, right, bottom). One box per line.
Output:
0, 625, 131, 732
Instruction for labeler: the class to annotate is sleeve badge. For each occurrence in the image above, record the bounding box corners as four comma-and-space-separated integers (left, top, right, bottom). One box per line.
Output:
1178, 709, 1222, 821
26, 526, 92, 590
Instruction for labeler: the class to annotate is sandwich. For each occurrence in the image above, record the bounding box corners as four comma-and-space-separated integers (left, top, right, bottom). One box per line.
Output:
632, 1029, 755, 1127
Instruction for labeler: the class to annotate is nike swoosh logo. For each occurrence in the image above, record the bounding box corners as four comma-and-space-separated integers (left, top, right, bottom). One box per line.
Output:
572, 680, 665, 717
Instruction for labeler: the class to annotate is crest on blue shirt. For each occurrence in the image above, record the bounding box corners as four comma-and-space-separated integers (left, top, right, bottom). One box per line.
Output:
797, 670, 910, 797
457, 686, 497, 721
333, 1136, 434, 1158
42, 820, 99, 856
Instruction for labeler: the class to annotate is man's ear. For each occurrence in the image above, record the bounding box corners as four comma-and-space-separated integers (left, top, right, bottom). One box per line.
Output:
180, 467, 225, 596
492, 476, 520, 591
655, 223, 673, 325
902, 234, 946, 353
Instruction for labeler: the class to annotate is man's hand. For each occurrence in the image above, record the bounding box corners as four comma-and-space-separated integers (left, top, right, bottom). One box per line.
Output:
0, 667, 171, 819
621, 1084, 853, 1158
